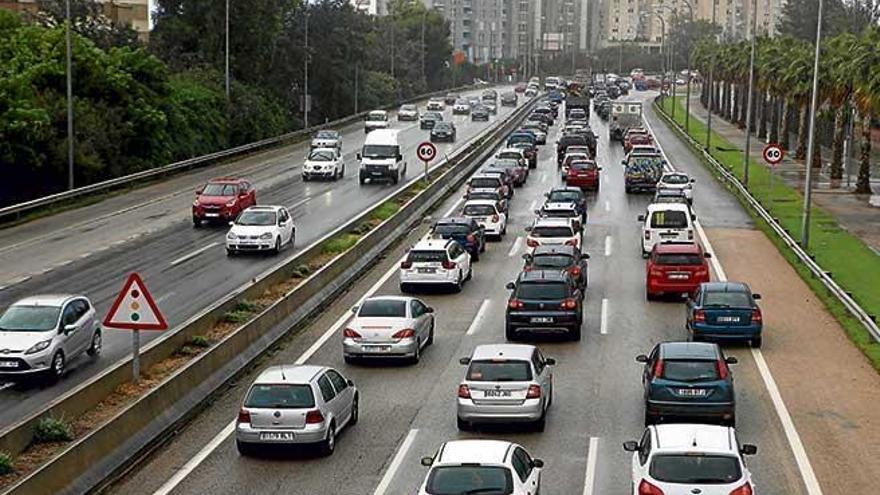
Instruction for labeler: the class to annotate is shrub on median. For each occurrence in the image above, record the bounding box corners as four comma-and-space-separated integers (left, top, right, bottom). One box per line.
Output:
34, 417, 73, 444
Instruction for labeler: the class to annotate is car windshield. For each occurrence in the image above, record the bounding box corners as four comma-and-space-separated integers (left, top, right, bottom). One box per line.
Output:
654, 253, 703, 265
434, 224, 471, 236
531, 226, 574, 237
661, 360, 720, 382
650, 454, 742, 484
507, 135, 534, 145
308, 150, 335, 161
650, 210, 688, 229
426, 466, 513, 495
548, 191, 582, 203
470, 178, 500, 189
245, 384, 315, 409
0, 305, 60, 332
315, 130, 337, 139
464, 205, 496, 216
367, 113, 386, 121
434, 123, 452, 131
362, 145, 398, 159
516, 282, 569, 300
201, 183, 238, 196
401, 105, 416, 111
467, 360, 533, 381
358, 299, 407, 317
663, 174, 690, 185
455, 99, 469, 105
236, 210, 276, 226
532, 254, 574, 269
408, 250, 448, 263
703, 291, 753, 308
424, 112, 441, 120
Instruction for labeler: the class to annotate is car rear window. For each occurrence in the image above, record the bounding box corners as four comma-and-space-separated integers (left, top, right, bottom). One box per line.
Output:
358, 299, 407, 317
516, 282, 568, 300
464, 205, 496, 216
470, 178, 501, 189
548, 191, 582, 202
434, 224, 470, 236
507, 135, 534, 145
468, 192, 500, 201
663, 174, 690, 185
531, 226, 574, 237
245, 384, 315, 409
542, 209, 578, 218
661, 360, 720, 382
703, 291, 753, 308
426, 466, 513, 495
497, 152, 521, 160
467, 360, 533, 382
650, 210, 689, 229
571, 161, 596, 170
531, 254, 574, 269
654, 254, 703, 265
408, 250, 448, 263
649, 454, 742, 484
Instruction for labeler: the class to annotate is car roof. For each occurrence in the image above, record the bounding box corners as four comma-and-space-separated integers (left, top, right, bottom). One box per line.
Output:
471, 343, 536, 361
471, 174, 501, 180
413, 238, 454, 250
207, 176, 244, 184
497, 148, 525, 155
309, 147, 338, 153
255, 364, 325, 384
659, 342, 720, 360
11, 294, 79, 307
364, 295, 412, 303
654, 242, 702, 254
437, 440, 514, 465
436, 217, 472, 225
549, 186, 584, 194
646, 202, 690, 213
368, 110, 387, 115
464, 199, 499, 207
245, 205, 283, 212
542, 202, 577, 210
700, 281, 751, 293
519, 269, 569, 283
532, 245, 579, 256
653, 424, 735, 453
533, 217, 574, 227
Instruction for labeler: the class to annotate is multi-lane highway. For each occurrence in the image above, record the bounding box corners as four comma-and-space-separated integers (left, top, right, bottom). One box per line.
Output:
106, 92, 816, 495
0, 87, 518, 426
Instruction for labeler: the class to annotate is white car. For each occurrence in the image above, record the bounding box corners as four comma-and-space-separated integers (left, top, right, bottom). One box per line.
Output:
657, 172, 696, 203
342, 296, 434, 364
397, 104, 420, 121
399, 238, 472, 293
310, 129, 341, 150
418, 440, 543, 495
525, 87, 538, 97
364, 110, 390, 133
624, 424, 757, 495
536, 201, 582, 226
226, 205, 295, 255
638, 202, 695, 257
462, 199, 507, 238
427, 98, 446, 111
452, 99, 471, 115
525, 217, 582, 252
495, 148, 530, 170
302, 147, 344, 181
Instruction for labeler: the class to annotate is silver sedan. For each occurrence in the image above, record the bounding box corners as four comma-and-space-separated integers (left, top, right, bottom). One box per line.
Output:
342, 296, 435, 364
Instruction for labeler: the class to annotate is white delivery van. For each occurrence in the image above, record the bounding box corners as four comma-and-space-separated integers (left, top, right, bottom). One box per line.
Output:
638, 203, 696, 257
358, 129, 406, 185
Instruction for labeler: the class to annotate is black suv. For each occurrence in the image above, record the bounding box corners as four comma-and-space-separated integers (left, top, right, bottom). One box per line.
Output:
430, 217, 486, 261
505, 270, 584, 341
523, 245, 589, 289
556, 134, 592, 164
636, 342, 738, 426
544, 187, 587, 221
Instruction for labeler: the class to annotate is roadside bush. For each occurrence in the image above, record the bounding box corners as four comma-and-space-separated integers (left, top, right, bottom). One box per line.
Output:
0, 452, 12, 475
33, 417, 73, 444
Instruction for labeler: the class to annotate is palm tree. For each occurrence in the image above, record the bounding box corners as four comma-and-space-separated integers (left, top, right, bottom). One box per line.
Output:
825, 33, 858, 181
780, 40, 813, 160
850, 26, 880, 194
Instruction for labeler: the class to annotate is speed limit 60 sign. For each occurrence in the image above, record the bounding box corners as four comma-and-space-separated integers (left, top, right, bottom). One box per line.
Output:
417, 142, 437, 162
762, 144, 784, 167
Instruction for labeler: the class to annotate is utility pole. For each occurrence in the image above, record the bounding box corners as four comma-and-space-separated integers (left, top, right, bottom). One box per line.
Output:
801, 0, 824, 249
705, 0, 718, 151
354, 63, 359, 114
743, 0, 758, 187
65, 0, 74, 190
303, 7, 310, 129
683, 0, 694, 134
421, 9, 428, 88
225, 0, 230, 102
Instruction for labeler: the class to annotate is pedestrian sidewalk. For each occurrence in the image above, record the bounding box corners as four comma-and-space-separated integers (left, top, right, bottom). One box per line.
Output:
682, 94, 880, 253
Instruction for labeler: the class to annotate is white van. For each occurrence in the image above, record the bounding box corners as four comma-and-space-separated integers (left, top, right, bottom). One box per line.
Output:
358, 129, 406, 185
638, 203, 696, 257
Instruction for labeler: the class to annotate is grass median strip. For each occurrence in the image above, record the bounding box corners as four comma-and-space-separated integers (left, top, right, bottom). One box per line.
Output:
657, 96, 880, 371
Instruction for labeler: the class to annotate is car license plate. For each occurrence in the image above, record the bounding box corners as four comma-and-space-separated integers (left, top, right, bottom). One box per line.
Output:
677, 388, 708, 397
364, 345, 391, 353
259, 432, 295, 441
669, 273, 689, 280
204, 213, 219, 218
660, 233, 677, 238
0, 361, 18, 368
531, 316, 553, 324
483, 389, 512, 398
371, 171, 383, 176
418, 268, 436, 273
717, 316, 740, 323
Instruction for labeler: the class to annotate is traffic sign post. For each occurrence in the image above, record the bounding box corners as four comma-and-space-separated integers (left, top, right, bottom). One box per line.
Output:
103, 273, 168, 382
762, 144, 784, 208
416, 141, 437, 184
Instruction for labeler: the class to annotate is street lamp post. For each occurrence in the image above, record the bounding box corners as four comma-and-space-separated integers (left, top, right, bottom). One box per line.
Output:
742, 0, 758, 187
680, 0, 695, 134
421, 9, 428, 87
225, 0, 230, 102
641, 12, 666, 95
705, 0, 718, 151
65, 0, 74, 190
303, 8, 310, 129
801, 0, 824, 249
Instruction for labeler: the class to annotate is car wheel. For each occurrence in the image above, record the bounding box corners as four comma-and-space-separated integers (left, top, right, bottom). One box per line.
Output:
226, 249, 235, 257
570, 320, 582, 341
471, 248, 480, 262
359, 175, 366, 185
343, 355, 357, 365
303, 175, 310, 182
272, 237, 281, 255
340, 164, 345, 177
192, 218, 201, 228
410, 339, 421, 365
534, 410, 547, 432
349, 395, 359, 426
318, 422, 336, 456
465, 265, 473, 282
644, 411, 653, 426
426, 320, 435, 346
87, 331, 102, 357
236, 440, 257, 457
646, 291, 656, 301
501, 223, 507, 236
505, 324, 517, 342
751, 336, 763, 348
453, 273, 463, 293
480, 240, 486, 253
48, 351, 65, 383
399, 283, 409, 294
456, 417, 471, 431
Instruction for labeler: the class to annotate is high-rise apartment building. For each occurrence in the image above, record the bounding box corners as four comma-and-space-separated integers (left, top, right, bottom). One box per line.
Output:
0, 0, 150, 40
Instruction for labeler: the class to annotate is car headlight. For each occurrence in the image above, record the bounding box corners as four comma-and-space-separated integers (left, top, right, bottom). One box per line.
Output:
259, 232, 273, 240
25, 339, 52, 355
225, 200, 236, 207
192, 200, 200, 207
227, 232, 237, 240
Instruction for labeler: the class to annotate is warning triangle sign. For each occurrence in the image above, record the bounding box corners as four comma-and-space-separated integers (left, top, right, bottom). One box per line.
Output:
103, 273, 168, 331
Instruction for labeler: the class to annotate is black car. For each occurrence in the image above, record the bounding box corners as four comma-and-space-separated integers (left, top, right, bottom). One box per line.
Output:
544, 186, 587, 220
431, 122, 457, 142
505, 270, 584, 341
597, 101, 611, 120
420, 111, 443, 129
636, 342, 738, 426
556, 134, 591, 164
523, 245, 589, 289
500, 92, 518, 106
431, 217, 486, 261
471, 105, 490, 121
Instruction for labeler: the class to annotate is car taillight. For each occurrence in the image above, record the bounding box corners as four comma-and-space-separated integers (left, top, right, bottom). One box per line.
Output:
729, 482, 753, 495
237, 408, 251, 424
565, 238, 578, 246
569, 266, 581, 277
343, 328, 362, 339
466, 234, 476, 243
392, 328, 415, 339
442, 260, 456, 270
751, 308, 762, 323
526, 385, 541, 399
694, 309, 706, 323
305, 409, 325, 424
688, 230, 694, 240
526, 238, 538, 247
508, 299, 524, 309
400, 260, 413, 269
638, 479, 665, 495
645, 230, 651, 240
458, 384, 471, 399
716, 359, 729, 380
649, 268, 663, 277
652, 359, 664, 377
560, 298, 577, 310
491, 214, 500, 222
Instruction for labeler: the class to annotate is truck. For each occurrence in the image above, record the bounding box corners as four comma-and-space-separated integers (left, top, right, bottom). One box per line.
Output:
565, 96, 590, 119
610, 102, 643, 141
358, 129, 406, 185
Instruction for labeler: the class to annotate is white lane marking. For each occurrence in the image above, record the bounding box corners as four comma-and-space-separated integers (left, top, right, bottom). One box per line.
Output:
466, 299, 491, 335
151, 422, 236, 495
604, 236, 612, 257
155, 291, 177, 306
582, 437, 600, 495
529, 199, 537, 211
600, 299, 609, 335
0, 275, 31, 290
646, 103, 824, 495
442, 197, 464, 218
541, 173, 548, 184
170, 242, 220, 267
508, 237, 523, 257
604, 200, 610, 212
373, 429, 419, 495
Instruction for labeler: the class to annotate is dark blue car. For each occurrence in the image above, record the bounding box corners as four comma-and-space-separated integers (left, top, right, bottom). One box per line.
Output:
687, 282, 763, 348
430, 217, 486, 261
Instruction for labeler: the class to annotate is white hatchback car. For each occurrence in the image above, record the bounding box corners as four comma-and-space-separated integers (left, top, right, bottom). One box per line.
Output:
342, 296, 435, 364
419, 440, 543, 495
623, 423, 757, 495
302, 147, 344, 181
364, 110, 390, 133
226, 205, 295, 255
657, 172, 696, 203
638, 203, 696, 257
462, 199, 508, 239
399, 239, 473, 292
525, 217, 582, 252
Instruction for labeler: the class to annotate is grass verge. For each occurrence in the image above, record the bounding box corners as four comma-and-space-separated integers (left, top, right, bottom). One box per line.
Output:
657, 96, 880, 372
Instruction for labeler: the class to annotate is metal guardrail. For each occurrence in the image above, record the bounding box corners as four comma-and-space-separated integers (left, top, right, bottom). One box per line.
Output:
0, 84, 484, 223
654, 97, 880, 343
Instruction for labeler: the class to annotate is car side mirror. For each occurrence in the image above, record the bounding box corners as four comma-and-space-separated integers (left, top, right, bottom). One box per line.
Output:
397, 154, 403, 161
752, 293, 762, 300
637, 215, 646, 222
459, 357, 471, 365
621, 160, 627, 165
598, 167, 603, 171
534, 209, 541, 215
581, 253, 590, 260
635, 354, 649, 363
356, 152, 362, 160
741, 444, 758, 456
524, 226, 532, 232
228, 221, 235, 227
531, 458, 545, 468
691, 214, 697, 221
545, 358, 556, 366
351, 305, 359, 314
505, 282, 516, 290
522, 253, 532, 261
725, 356, 738, 365
544, 193, 549, 198
425, 307, 435, 313
420, 456, 434, 466
691, 178, 697, 183
195, 188, 203, 196
623, 441, 639, 452
347, 379, 355, 386
704, 252, 712, 258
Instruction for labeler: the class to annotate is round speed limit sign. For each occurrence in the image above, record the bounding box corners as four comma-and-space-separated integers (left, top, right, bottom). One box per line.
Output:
417, 141, 437, 162
762, 144, 784, 167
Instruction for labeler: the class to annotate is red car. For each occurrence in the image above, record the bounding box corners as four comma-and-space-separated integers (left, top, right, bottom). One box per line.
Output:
624, 133, 654, 154
565, 160, 602, 191
192, 177, 256, 227
646, 242, 711, 300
